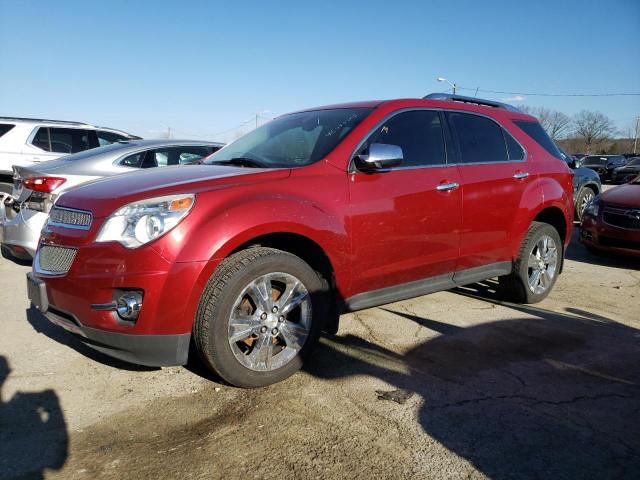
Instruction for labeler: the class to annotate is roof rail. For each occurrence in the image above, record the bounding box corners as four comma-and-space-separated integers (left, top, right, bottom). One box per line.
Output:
0, 116, 90, 126
423, 93, 523, 113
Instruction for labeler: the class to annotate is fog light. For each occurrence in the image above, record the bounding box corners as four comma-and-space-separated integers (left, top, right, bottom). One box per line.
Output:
116, 292, 143, 321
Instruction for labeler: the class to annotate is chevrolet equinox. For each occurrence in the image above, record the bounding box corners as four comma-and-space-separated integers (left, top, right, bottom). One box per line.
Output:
27, 94, 574, 388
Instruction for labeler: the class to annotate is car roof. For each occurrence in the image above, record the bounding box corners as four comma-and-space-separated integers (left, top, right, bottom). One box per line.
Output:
289, 94, 535, 120
0, 117, 136, 136
116, 139, 224, 147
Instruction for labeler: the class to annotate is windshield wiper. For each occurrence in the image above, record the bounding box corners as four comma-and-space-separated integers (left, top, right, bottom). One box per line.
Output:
209, 157, 267, 168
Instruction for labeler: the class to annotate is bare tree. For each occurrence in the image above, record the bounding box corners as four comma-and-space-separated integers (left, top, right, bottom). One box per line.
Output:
520, 106, 572, 141
573, 110, 616, 153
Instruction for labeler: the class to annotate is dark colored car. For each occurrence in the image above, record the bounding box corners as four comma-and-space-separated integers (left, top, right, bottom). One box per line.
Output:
582, 155, 628, 182
580, 177, 640, 257
612, 157, 640, 184
26, 93, 573, 388
559, 149, 602, 220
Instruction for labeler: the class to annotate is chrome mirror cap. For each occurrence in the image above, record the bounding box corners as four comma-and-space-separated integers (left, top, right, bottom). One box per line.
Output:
355, 143, 403, 171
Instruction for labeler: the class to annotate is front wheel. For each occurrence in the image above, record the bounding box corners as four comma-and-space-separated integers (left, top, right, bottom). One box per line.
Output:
499, 222, 562, 304
193, 247, 327, 388
575, 186, 595, 221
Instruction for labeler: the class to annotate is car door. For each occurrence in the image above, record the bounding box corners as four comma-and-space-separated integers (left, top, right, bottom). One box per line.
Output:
348, 109, 462, 295
445, 111, 533, 271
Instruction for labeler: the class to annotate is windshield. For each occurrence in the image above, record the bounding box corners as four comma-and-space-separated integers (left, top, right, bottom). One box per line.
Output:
205, 108, 373, 168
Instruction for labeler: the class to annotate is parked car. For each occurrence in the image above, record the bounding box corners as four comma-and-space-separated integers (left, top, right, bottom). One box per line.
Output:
0, 139, 222, 259
0, 117, 139, 194
26, 94, 573, 388
558, 149, 602, 220
612, 157, 640, 184
581, 155, 628, 182
580, 177, 640, 257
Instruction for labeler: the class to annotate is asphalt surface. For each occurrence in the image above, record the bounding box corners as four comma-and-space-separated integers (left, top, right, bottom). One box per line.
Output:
1, 223, 639, 479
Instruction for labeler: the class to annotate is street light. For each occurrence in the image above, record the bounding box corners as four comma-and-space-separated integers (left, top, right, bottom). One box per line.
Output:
437, 76, 457, 95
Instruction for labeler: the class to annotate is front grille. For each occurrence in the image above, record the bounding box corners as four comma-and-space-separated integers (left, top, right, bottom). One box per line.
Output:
37, 245, 78, 274
49, 206, 92, 229
599, 236, 640, 251
603, 206, 640, 230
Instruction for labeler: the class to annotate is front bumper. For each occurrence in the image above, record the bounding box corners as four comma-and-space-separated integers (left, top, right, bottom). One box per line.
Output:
580, 215, 640, 257
27, 272, 190, 366
0, 201, 46, 258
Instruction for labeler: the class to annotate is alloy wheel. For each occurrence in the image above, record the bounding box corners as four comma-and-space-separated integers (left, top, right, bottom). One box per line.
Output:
227, 272, 312, 371
527, 235, 558, 295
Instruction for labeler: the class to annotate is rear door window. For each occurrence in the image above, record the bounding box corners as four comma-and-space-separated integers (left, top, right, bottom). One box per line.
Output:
33, 127, 91, 153
504, 131, 525, 160
447, 112, 508, 163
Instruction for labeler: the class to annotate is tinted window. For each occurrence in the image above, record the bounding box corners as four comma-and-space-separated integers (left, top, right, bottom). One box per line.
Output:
97, 130, 128, 146
448, 112, 508, 163
514, 120, 563, 160
32, 127, 50, 151
47, 128, 90, 153
140, 146, 214, 169
583, 156, 606, 165
120, 152, 144, 167
365, 110, 446, 167
206, 108, 372, 168
627, 158, 640, 166
504, 131, 525, 160
0, 123, 15, 138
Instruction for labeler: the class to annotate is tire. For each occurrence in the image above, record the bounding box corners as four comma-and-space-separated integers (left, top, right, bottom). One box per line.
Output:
575, 186, 596, 221
193, 247, 327, 388
0, 182, 12, 195
498, 222, 562, 304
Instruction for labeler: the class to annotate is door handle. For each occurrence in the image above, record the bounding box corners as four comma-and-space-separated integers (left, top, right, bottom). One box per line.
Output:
436, 182, 460, 191
513, 172, 530, 179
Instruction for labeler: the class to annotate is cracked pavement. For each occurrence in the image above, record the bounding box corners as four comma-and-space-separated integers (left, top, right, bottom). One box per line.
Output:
1, 227, 639, 479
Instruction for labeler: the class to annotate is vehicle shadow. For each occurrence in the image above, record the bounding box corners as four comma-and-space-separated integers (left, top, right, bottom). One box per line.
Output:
0, 245, 32, 267
0, 355, 68, 479
306, 296, 640, 478
25, 307, 158, 372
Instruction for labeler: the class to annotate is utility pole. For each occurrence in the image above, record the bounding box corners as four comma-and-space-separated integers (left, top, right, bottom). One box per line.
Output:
255, 113, 258, 129
167, 126, 171, 139
634, 116, 640, 154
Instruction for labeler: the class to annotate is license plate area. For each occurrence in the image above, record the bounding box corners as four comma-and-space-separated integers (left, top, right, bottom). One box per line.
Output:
26, 272, 49, 313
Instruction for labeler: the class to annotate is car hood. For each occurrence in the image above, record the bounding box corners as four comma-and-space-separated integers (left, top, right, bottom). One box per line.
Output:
56, 165, 290, 217
601, 183, 640, 208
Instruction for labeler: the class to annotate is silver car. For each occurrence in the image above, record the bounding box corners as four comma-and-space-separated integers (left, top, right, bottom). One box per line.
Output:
0, 139, 222, 259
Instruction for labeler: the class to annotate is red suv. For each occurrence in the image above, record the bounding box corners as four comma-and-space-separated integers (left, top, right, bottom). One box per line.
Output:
27, 94, 573, 387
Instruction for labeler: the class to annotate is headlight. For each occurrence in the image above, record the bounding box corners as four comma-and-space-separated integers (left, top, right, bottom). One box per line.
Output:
583, 195, 600, 217
96, 194, 195, 248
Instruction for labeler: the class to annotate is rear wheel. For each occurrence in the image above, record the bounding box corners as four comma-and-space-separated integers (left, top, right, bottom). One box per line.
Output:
193, 247, 327, 388
499, 222, 562, 304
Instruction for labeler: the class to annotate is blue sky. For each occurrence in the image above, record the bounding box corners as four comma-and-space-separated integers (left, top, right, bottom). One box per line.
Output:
1, 0, 639, 142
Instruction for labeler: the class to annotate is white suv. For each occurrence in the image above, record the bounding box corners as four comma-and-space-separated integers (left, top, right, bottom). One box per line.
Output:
0, 117, 138, 193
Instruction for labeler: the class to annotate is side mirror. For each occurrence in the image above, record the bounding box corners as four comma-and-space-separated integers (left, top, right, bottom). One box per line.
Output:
354, 143, 403, 172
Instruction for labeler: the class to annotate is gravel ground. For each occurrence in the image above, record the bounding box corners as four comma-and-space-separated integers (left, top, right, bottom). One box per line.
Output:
1, 220, 639, 479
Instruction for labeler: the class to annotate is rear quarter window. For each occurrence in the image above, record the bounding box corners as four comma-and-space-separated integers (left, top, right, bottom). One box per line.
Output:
0, 123, 15, 138
513, 120, 563, 160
